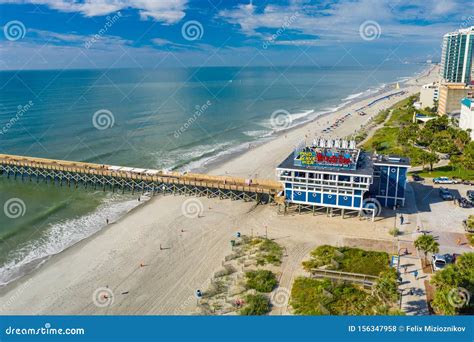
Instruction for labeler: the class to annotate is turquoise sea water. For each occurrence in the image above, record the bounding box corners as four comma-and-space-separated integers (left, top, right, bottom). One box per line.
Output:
0, 64, 426, 285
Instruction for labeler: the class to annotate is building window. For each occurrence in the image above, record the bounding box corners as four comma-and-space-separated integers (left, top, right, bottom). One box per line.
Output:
339, 175, 350, 182
295, 171, 306, 178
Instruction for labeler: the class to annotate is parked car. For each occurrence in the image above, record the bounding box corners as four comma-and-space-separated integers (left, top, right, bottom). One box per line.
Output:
431, 254, 454, 272
467, 190, 474, 201
457, 197, 474, 208
412, 174, 423, 181
433, 177, 457, 184
439, 188, 453, 200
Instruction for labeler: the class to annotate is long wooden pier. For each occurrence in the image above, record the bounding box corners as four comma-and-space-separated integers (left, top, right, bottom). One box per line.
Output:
0, 154, 283, 203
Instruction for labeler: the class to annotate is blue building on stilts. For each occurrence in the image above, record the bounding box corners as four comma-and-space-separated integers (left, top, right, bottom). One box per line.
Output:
276, 138, 410, 219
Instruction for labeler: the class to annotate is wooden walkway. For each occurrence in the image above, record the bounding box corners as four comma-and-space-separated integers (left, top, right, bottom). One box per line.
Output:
0, 154, 283, 203
310, 268, 379, 288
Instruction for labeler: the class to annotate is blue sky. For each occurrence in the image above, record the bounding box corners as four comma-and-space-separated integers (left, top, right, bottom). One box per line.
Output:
0, 0, 473, 70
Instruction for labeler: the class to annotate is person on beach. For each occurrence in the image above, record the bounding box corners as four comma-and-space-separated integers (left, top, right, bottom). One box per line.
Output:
106, 218, 109, 224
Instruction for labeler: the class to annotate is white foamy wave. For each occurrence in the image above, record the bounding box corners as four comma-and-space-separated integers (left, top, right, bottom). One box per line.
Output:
179, 142, 233, 161
154, 141, 235, 170
321, 101, 351, 114
261, 109, 315, 132
0, 194, 148, 286
290, 109, 315, 122
341, 92, 364, 101
178, 141, 253, 172
242, 130, 272, 138
396, 76, 411, 83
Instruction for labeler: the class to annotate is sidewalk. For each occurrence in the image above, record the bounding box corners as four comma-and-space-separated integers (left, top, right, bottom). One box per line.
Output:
398, 255, 430, 315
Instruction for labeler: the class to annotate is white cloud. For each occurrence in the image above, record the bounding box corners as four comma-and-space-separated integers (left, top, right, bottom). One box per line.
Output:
0, 0, 188, 24
151, 38, 172, 46
218, 0, 466, 43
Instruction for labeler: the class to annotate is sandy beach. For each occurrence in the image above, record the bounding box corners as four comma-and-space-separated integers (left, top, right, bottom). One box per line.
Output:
0, 65, 440, 315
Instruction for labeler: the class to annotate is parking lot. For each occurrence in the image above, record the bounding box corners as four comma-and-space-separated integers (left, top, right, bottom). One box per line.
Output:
410, 180, 473, 254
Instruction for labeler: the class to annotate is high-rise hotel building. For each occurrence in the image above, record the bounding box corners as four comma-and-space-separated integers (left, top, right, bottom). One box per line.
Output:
440, 26, 474, 85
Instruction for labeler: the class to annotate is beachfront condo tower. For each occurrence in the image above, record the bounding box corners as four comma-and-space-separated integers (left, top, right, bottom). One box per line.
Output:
440, 26, 474, 85
276, 139, 410, 219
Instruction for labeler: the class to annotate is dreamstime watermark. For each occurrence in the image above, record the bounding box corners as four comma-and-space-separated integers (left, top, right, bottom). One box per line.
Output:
174, 100, 212, 138
447, 287, 471, 308
460, 15, 474, 28
92, 287, 114, 308
181, 20, 203, 41
3, 198, 26, 219
0, 100, 34, 136
0, 279, 32, 313
181, 198, 204, 219
270, 287, 291, 308
270, 109, 292, 130
263, 11, 300, 49
84, 12, 122, 49
5, 323, 85, 336
173, 278, 212, 315
3, 20, 26, 41
359, 20, 382, 41
92, 109, 115, 130
361, 197, 382, 218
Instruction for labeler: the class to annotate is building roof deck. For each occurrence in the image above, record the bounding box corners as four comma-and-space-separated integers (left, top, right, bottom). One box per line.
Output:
277, 151, 375, 176
372, 154, 410, 167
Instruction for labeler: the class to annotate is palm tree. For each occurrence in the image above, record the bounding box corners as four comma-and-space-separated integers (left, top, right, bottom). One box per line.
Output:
414, 234, 439, 267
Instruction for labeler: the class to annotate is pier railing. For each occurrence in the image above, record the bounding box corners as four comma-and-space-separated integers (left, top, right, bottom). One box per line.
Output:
0, 154, 283, 203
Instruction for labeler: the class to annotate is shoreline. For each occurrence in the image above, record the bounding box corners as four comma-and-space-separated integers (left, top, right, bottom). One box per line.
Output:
192, 64, 434, 175
0, 64, 439, 314
0, 64, 433, 288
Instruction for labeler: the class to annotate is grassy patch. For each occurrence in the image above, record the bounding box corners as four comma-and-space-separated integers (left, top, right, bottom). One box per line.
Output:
363, 127, 402, 154
385, 96, 415, 126
411, 165, 474, 180
240, 293, 270, 315
373, 109, 390, 125
302, 245, 389, 276
245, 270, 278, 293
290, 277, 400, 315
389, 227, 400, 237
254, 238, 284, 266
354, 131, 368, 144
466, 234, 474, 247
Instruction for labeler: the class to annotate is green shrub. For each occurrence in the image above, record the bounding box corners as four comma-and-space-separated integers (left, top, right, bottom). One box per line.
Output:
245, 270, 277, 293
389, 228, 400, 237
240, 294, 270, 315
290, 277, 388, 315
256, 238, 283, 266
302, 245, 389, 276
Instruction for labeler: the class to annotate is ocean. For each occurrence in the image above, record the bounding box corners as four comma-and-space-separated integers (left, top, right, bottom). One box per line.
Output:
0, 63, 426, 285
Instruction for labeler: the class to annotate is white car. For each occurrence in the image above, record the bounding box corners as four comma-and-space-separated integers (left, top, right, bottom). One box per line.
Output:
433, 177, 456, 184
431, 254, 454, 272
